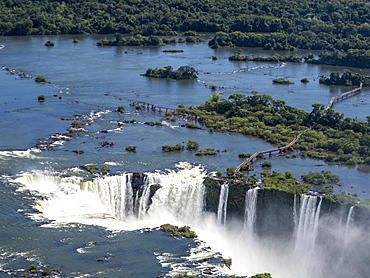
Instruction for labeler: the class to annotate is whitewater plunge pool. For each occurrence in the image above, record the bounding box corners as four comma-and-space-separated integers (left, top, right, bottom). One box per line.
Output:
0, 35, 370, 277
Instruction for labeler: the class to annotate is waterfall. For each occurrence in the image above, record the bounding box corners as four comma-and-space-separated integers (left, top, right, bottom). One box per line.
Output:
335, 206, 355, 271
293, 194, 299, 229
344, 206, 354, 240
81, 173, 134, 221
295, 194, 322, 251
244, 187, 259, 233
137, 174, 161, 219
18, 163, 207, 228
216, 182, 229, 224
81, 164, 206, 225
145, 164, 207, 223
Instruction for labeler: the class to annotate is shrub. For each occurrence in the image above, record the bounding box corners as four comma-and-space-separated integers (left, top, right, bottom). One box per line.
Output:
126, 145, 137, 152
240, 164, 252, 171
223, 258, 232, 269
70, 121, 86, 128
101, 141, 115, 147
238, 153, 251, 158
82, 165, 99, 174
185, 122, 198, 129
44, 40, 54, 46
195, 148, 217, 156
29, 265, 38, 274
73, 38, 80, 43
163, 49, 184, 52
41, 267, 52, 276
35, 76, 48, 83
212, 55, 218, 60
160, 224, 197, 238
187, 140, 199, 150
261, 161, 272, 168
226, 167, 235, 176
178, 225, 197, 238
251, 273, 272, 278
117, 106, 125, 113
301, 78, 310, 83
272, 78, 294, 84
101, 167, 110, 175
37, 95, 46, 102
162, 144, 184, 152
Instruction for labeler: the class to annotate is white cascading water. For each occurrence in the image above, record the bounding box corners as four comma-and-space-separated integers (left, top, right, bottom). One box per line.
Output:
81, 164, 207, 227
217, 182, 229, 225
295, 194, 322, 252
336, 205, 355, 269
137, 174, 161, 219
244, 187, 259, 233
293, 194, 299, 228
81, 173, 134, 221
16, 166, 363, 278
15, 163, 207, 229
344, 206, 354, 241
143, 164, 206, 226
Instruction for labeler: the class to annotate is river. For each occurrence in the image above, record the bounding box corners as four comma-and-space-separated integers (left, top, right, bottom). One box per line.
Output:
0, 34, 369, 277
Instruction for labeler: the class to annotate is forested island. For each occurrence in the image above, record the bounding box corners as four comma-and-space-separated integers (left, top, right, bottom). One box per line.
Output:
1, 0, 370, 66
141, 65, 198, 80
172, 93, 370, 168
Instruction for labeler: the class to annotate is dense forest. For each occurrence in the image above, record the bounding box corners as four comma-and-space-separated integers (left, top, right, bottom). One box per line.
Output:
1, 0, 370, 37
1, 0, 370, 66
1, 0, 369, 42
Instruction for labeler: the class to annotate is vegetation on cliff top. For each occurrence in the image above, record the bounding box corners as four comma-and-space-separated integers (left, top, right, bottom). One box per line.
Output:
261, 171, 312, 195
301, 170, 340, 186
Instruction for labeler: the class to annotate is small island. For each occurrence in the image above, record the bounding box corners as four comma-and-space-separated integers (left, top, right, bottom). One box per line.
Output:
272, 78, 294, 85
141, 65, 198, 80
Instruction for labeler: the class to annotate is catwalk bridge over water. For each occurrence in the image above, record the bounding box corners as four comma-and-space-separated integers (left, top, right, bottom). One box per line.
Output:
235, 83, 363, 172
131, 101, 176, 113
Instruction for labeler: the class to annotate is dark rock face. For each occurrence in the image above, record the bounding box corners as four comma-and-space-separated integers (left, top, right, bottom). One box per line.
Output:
131, 172, 145, 193
204, 177, 222, 213
203, 178, 370, 239
255, 189, 295, 239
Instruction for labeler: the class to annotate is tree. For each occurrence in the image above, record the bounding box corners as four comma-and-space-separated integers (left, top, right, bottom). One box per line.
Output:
226, 167, 235, 176
37, 95, 46, 102
174, 66, 198, 79
44, 40, 55, 46
35, 76, 48, 83
187, 140, 199, 150
126, 145, 137, 152
209, 93, 220, 102
229, 94, 247, 105
261, 161, 272, 168
115, 33, 123, 42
